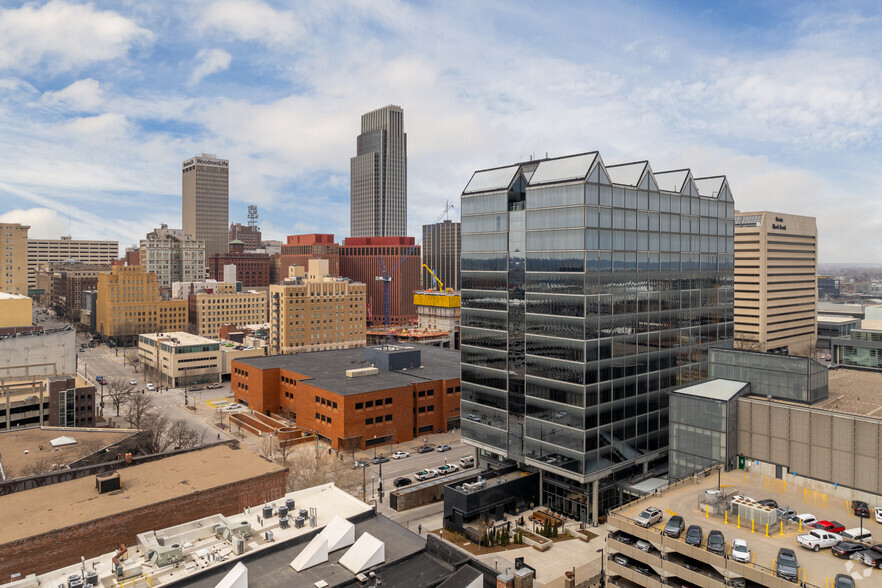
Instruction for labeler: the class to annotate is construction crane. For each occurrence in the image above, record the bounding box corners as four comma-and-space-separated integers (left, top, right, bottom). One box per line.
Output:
375, 202, 455, 327
422, 264, 443, 292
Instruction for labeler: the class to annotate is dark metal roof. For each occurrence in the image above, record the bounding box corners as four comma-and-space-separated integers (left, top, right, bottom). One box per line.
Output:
234, 345, 461, 395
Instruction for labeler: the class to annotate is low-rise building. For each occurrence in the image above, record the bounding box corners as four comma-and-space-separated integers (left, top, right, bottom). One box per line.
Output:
414, 290, 460, 349
268, 259, 365, 355
138, 332, 221, 388
96, 266, 188, 344
0, 292, 32, 329
171, 279, 235, 299
189, 289, 267, 338
33, 261, 110, 318
0, 374, 95, 430
0, 326, 76, 379
817, 314, 860, 350
231, 344, 461, 450
832, 327, 882, 371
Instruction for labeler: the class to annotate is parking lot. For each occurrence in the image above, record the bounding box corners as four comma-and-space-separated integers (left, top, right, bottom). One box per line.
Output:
613, 468, 879, 585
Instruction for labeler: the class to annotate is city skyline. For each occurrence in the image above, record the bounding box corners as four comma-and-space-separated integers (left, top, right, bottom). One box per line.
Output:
0, 2, 881, 262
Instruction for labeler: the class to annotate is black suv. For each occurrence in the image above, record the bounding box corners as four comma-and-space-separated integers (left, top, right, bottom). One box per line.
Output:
853, 500, 871, 518
859, 545, 882, 569
685, 525, 703, 547
832, 540, 867, 559
664, 515, 685, 538
776, 548, 799, 582
706, 530, 725, 555
393, 477, 412, 488
757, 498, 778, 508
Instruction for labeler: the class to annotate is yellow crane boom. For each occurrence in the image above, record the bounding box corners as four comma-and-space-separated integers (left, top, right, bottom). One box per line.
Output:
421, 264, 444, 291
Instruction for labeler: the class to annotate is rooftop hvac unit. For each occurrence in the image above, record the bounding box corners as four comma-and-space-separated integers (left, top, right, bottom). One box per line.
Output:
222, 522, 252, 542
346, 367, 379, 378
233, 535, 245, 556
148, 543, 183, 567
95, 471, 121, 494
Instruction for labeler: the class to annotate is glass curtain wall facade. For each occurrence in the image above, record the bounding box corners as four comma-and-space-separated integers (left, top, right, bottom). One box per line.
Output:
708, 347, 828, 403
460, 152, 734, 519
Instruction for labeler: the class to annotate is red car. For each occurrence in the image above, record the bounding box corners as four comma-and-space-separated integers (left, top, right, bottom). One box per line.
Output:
813, 520, 845, 534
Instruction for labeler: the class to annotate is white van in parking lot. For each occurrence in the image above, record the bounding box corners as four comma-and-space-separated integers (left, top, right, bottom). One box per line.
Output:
460, 456, 475, 468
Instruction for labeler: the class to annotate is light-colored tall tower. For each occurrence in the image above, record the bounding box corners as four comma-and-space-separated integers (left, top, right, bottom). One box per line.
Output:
182, 153, 229, 264
734, 211, 818, 356
350, 105, 407, 238
0, 223, 30, 295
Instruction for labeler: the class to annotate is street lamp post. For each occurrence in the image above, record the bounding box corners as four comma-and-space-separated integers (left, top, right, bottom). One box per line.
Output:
597, 548, 605, 587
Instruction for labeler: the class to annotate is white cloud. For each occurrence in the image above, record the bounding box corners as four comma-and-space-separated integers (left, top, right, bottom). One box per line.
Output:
189, 48, 232, 85
0, 1, 153, 73
40, 78, 104, 111
0, 207, 69, 239
195, 0, 303, 45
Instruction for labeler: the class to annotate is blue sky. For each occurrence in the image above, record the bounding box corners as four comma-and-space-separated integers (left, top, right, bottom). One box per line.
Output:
1, 0, 881, 262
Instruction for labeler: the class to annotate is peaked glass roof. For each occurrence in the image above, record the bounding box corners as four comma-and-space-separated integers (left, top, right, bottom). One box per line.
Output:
654, 170, 690, 193
606, 162, 647, 187
463, 165, 520, 194
530, 152, 597, 185
694, 176, 726, 198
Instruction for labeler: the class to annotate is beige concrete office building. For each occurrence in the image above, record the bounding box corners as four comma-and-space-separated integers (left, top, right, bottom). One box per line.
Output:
95, 266, 188, 342
27, 236, 117, 290
0, 293, 32, 329
182, 153, 229, 265
269, 259, 366, 355
734, 211, 817, 356
140, 225, 206, 291
138, 332, 221, 388
189, 290, 267, 338
1, 223, 30, 296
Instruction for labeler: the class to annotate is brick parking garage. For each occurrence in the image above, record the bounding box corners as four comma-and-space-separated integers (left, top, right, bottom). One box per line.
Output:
0, 444, 287, 579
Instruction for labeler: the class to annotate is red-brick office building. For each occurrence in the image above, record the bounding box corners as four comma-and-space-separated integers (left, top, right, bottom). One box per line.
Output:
231, 344, 461, 450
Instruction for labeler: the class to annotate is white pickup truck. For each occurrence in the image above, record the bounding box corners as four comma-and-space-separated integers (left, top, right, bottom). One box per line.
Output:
797, 530, 841, 552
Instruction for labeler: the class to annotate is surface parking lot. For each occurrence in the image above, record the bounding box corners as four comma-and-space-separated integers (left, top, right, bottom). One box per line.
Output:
612, 468, 879, 585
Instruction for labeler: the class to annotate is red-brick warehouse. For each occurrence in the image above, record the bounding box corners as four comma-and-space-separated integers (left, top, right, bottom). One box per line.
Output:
231, 344, 461, 451
339, 236, 420, 326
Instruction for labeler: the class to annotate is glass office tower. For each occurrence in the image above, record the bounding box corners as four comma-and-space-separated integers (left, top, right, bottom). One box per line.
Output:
459, 152, 734, 521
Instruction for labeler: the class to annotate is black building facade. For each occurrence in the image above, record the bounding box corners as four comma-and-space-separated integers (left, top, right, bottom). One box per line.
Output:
459, 152, 734, 522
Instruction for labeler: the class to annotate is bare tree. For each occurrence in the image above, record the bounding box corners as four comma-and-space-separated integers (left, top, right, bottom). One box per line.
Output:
125, 393, 154, 430
127, 350, 140, 371
260, 435, 277, 459
140, 411, 172, 453
72, 439, 104, 461
105, 378, 135, 416
167, 419, 205, 451
20, 457, 56, 478
281, 446, 362, 495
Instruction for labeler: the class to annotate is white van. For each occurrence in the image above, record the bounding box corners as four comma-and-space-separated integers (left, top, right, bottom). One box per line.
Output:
460, 456, 475, 468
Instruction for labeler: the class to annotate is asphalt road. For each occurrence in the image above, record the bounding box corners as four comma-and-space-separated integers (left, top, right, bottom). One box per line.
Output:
356, 436, 475, 485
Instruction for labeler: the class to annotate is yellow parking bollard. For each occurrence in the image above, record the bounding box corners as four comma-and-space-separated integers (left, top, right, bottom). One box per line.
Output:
766, 523, 769, 537
780, 521, 784, 535
737, 514, 741, 528
799, 519, 802, 532
725, 511, 728, 524
751, 519, 755, 533
706, 505, 709, 518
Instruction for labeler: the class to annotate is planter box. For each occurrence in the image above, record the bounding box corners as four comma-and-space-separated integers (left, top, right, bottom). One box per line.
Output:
521, 532, 552, 551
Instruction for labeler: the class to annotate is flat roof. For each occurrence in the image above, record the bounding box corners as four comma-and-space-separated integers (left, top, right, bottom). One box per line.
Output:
235, 345, 460, 395
0, 427, 138, 476
672, 378, 748, 401
0, 444, 284, 545
817, 314, 860, 324
180, 514, 445, 588
0, 293, 30, 300
814, 367, 882, 417
140, 331, 218, 345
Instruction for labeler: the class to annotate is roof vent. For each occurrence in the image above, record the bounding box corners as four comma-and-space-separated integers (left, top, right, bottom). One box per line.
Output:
96, 471, 121, 494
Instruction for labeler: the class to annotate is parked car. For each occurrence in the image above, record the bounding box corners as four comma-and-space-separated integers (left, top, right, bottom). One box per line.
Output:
813, 520, 845, 533
460, 456, 475, 468
685, 525, 703, 547
393, 477, 412, 488
632, 561, 652, 576
436, 444, 451, 452
682, 557, 702, 572
417, 445, 434, 454
436, 464, 459, 475
706, 530, 725, 555
840, 528, 872, 543
664, 515, 685, 538
372, 456, 390, 464
731, 538, 750, 563
613, 531, 635, 545
758, 499, 779, 508
797, 530, 841, 552
832, 541, 867, 559
635, 506, 663, 528
414, 469, 437, 481
777, 507, 796, 520
859, 545, 882, 568
834, 574, 855, 588
207, 383, 222, 389
352, 460, 370, 469
129, 378, 137, 385
875, 507, 882, 524
793, 513, 818, 527
188, 386, 204, 392
146, 383, 155, 391
776, 548, 800, 582
224, 403, 241, 411
853, 500, 871, 518
635, 539, 653, 552
392, 451, 410, 459
612, 553, 629, 566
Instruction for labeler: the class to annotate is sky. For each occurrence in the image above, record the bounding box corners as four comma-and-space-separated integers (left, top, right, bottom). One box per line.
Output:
1, 0, 881, 262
